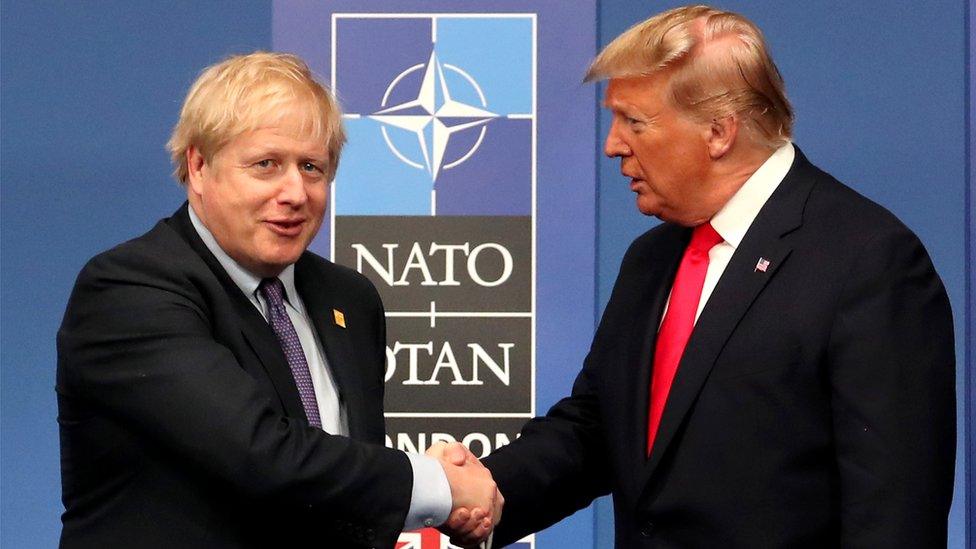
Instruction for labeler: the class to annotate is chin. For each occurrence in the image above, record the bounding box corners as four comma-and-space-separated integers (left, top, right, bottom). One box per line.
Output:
272, 252, 303, 268
635, 200, 662, 218
261, 240, 307, 261
644, 209, 683, 225
253, 252, 302, 276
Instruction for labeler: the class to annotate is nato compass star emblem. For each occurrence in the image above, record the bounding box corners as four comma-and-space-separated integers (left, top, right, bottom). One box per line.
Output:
370, 51, 498, 182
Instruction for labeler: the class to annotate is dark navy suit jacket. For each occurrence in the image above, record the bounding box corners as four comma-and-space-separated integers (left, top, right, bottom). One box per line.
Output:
58, 204, 409, 548
485, 149, 956, 548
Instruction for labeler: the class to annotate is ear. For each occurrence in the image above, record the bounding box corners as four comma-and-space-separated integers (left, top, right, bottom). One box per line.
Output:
185, 145, 208, 196
706, 115, 738, 159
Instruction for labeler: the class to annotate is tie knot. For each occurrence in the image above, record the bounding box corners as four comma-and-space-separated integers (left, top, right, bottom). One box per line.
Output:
259, 277, 286, 306
689, 222, 723, 253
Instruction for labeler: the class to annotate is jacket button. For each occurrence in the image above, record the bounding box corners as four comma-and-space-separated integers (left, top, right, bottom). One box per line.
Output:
640, 521, 655, 537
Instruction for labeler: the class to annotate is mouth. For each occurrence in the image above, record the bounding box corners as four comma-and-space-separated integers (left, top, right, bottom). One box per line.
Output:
264, 218, 306, 237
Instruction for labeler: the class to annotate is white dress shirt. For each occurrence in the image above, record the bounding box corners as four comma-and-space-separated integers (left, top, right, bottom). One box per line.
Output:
188, 206, 450, 530
662, 142, 796, 325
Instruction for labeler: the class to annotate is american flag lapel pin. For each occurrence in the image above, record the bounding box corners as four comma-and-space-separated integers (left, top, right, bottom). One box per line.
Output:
332, 309, 346, 328
754, 257, 771, 273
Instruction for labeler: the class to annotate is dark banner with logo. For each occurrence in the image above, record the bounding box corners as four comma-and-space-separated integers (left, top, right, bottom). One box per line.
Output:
275, 3, 597, 546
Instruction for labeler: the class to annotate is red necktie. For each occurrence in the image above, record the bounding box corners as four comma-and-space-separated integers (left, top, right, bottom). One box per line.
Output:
647, 222, 723, 455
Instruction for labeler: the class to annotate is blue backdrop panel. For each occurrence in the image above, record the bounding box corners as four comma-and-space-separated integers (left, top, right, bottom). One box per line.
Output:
596, 1, 969, 547
1, 1, 970, 547
968, 1, 975, 545
0, 2, 271, 547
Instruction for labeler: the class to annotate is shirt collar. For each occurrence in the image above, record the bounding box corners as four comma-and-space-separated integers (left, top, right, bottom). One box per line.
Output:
187, 204, 298, 304
709, 142, 795, 249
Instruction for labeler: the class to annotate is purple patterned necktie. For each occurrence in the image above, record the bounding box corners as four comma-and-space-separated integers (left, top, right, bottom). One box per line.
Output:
258, 278, 322, 428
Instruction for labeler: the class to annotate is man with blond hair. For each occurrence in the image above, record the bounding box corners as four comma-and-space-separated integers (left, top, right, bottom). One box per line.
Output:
57, 52, 499, 548
443, 5, 955, 547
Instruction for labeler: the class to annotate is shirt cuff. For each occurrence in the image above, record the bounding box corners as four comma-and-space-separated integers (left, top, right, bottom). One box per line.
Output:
403, 453, 452, 531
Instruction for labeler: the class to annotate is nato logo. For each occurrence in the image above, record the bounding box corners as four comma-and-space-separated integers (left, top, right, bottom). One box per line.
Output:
332, 14, 535, 216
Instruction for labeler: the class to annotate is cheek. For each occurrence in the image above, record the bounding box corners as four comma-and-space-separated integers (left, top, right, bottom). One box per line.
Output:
213, 181, 263, 220
305, 189, 327, 226
302, 186, 327, 233
204, 193, 242, 232
308, 186, 328, 212
632, 138, 665, 171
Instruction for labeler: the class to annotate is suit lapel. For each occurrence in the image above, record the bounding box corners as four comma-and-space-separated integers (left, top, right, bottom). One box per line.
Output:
167, 204, 308, 422
294, 257, 367, 440
617, 225, 689, 477
639, 149, 817, 493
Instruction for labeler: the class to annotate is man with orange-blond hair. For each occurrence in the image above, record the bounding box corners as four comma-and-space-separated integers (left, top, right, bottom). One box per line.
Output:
441, 5, 955, 547
57, 52, 500, 549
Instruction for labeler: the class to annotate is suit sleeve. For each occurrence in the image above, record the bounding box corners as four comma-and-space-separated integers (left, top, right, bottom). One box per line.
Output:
826, 223, 955, 547
480, 234, 653, 546
482, 353, 612, 546
56, 249, 413, 545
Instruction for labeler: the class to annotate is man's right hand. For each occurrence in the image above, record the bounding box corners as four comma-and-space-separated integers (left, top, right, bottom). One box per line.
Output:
426, 442, 503, 547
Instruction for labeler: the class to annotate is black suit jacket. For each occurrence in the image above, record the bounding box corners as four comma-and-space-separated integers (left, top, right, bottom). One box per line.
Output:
485, 149, 955, 548
57, 204, 410, 548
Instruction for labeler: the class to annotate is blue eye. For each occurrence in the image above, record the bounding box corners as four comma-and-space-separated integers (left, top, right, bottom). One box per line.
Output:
302, 162, 325, 174
254, 159, 275, 169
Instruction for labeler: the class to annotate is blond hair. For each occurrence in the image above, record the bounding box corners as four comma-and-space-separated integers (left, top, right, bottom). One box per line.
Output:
167, 52, 345, 184
587, 5, 793, 149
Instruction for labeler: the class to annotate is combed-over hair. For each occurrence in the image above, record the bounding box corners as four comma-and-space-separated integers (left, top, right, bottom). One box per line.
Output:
167, 51, 345, 184
587, 5, 793, 149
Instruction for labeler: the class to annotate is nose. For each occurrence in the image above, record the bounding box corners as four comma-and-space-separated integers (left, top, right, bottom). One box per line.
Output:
604, 119, 631, 158
277, 165, 308, 207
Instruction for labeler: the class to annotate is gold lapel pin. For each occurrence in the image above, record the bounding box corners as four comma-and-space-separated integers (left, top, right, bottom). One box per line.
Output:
333, 309, 346, 328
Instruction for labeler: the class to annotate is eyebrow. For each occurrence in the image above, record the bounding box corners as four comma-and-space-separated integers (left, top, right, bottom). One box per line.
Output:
605, 100, 655, 122
238, 146, 327, 162
604, 97, 640, 113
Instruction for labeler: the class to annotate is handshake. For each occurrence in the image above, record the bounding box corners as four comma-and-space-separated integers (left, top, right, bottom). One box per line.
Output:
427, 442, 504, 548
